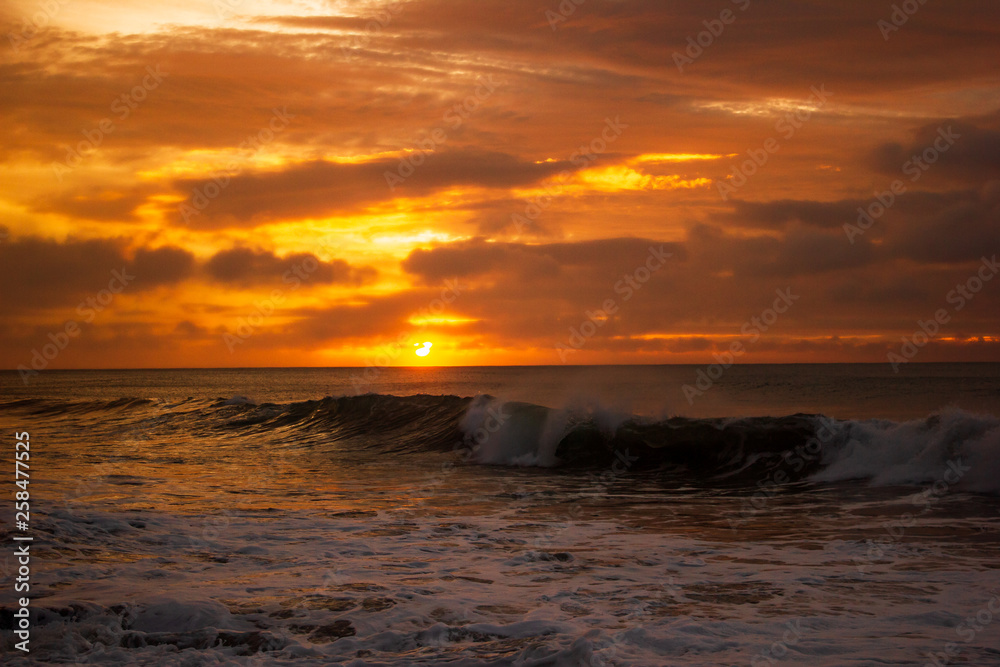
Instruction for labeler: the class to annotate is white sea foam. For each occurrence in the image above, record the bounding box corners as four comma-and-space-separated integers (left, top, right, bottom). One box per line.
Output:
811, 409, 1000, 492
462, 395, 630, 466
2, 367, 999, 665
6, 505, 999, 666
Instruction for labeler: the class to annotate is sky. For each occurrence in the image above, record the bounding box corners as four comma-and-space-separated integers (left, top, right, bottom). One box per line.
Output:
1, 0, 999, 370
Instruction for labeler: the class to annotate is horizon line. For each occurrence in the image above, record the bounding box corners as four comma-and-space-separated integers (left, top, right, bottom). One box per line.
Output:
4, 360, 1000, 372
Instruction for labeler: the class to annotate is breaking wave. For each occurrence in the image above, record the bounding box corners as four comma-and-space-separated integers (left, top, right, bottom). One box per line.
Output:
2, 394, 998, 492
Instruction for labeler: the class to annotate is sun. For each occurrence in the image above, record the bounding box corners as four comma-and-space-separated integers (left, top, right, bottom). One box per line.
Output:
414, 342, 433, 357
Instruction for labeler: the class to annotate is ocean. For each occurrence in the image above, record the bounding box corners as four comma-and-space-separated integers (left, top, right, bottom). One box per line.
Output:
1, 364, 999, 665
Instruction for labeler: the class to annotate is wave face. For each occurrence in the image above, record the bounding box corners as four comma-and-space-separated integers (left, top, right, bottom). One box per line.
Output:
3, 393, 999, 492
460, 397, 1000, 492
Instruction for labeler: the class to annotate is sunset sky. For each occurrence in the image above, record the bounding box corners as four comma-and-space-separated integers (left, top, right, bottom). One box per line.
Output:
2, 0, 999, 369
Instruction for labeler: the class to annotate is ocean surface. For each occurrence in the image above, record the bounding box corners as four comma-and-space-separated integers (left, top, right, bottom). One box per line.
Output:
1, 364, 999, 666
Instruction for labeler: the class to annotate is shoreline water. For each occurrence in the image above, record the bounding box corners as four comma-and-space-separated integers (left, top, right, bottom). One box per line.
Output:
2, 365, 998, 664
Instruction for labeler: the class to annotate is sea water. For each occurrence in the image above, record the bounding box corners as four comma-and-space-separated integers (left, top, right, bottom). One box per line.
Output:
1, 364, 998, 665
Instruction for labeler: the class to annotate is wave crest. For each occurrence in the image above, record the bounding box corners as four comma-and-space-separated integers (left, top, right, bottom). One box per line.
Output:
2, 394, 998, 492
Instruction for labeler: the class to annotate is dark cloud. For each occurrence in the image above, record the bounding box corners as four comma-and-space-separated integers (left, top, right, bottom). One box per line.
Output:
726, 199, 863, 230
250, 289, 462, 346
402, 237, 685, 283
173, 320, 208, 337
204, 248, 377, 287
472, 207, 561, 237
0, 236, 388, 315
5, 0, 997, 169
689, 224, 875, 277
869, 116, 1000, 183
882, 185, 1000, 264
271, 0, 1000, 96
0, 238, 195, 313
133, 246, 197, 287
174, 151, 575, 227
402, 239, 561, 282
827, 277, 929, 306
0, 237, 126, 311
724, 184, 1000, 266
725, 190, 985, 232
2, 1, 1000, 366
279, 233, 1000, 354
32, 188, 150, 222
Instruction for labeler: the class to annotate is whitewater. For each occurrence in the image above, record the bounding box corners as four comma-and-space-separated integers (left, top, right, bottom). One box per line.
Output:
1, 365, 999, 665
